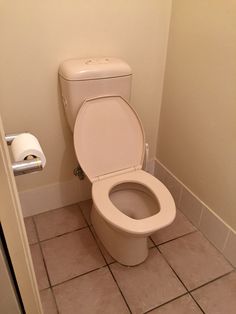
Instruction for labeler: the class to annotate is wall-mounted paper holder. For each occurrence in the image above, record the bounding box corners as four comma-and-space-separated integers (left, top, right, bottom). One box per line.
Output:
5, 133, 43, 176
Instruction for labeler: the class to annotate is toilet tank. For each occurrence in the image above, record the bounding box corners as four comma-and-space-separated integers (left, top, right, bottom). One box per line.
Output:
59, 57, 132, 131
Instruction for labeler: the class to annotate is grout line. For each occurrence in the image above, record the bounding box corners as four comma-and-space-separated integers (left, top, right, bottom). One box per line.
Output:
189, 293, 206, 314
50, 287, 60, 314
80, 207, 109, 266
154, 247, 206, 313
87, 226, 109, 265
80, 206, 116, 265
108, 264, 132, 314
189, 269, 235, 293
51, 265, 108, 288
36, 205, 110, 289
155, 246, 189, 292
38, 287, 49, 292
157, 244, 235, 295
188, 293, 205, 314
80, 206, 131, 313
153, 227, 235, 312
155, 209, 235, 270
31, 217, 53, 287
38, 225, 89, 244
143, 292, 189, 314
154, 230, 198, 247
31, 206, 112, 289
148, 236, 156, 248
31, 216, 40, 243
31, 217, 60, 314
39, 287, 59, 314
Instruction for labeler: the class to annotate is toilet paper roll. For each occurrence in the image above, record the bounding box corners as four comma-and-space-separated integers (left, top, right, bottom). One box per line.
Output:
11, 133, 46, 168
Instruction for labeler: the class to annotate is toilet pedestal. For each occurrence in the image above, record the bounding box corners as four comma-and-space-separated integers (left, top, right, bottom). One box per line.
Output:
91, 205, 149, 266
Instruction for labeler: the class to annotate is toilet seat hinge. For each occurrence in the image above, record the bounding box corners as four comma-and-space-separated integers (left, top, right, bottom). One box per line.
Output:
93, 165, 141, 182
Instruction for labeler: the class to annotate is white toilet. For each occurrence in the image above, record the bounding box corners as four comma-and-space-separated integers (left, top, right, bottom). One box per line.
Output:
59, 57, 176, 266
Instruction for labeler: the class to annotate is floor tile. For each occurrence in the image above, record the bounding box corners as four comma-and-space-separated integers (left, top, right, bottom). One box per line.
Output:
151, 209, 196, 245
79, 199, 93, 225
41, 229, 105, 285
53, 267, 129, 314
192, 271, 236, 314
34, 204, 87, 241
40, 288, 58, 314
110, 248, 186, 314
30, 244, 49, 290
24, 217, 38, 244
149, 294, 203, 314
90, 226, 115, 264
159, 232, 233, 290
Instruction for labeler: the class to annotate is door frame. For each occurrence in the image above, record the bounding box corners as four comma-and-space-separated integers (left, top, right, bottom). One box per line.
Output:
0, 116, 42, 313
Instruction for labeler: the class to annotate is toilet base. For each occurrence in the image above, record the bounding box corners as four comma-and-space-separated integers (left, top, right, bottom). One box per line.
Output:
91, 205, 149, 266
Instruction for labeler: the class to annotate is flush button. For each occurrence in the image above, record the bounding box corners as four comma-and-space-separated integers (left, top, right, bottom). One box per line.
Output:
85, 58, 109, 65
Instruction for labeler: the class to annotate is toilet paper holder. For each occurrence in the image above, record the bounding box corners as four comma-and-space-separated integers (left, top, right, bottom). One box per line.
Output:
5, 133, 43, 176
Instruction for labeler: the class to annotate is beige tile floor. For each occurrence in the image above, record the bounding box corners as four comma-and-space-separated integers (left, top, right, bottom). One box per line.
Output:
24, 201, 236, 314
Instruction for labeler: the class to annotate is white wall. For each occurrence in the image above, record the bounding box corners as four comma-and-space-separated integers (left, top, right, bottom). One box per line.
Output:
157, 0, 236, 230
0, 1, 172, 201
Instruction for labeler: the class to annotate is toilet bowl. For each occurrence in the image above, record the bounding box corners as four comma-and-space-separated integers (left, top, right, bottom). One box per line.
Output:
91, 169, 175, 265
74, 95, 176, 266
59, 57, 176, 266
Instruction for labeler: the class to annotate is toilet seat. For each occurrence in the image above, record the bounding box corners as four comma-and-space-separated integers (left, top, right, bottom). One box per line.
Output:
92, 169, 176, 235
74, 96, 145, 182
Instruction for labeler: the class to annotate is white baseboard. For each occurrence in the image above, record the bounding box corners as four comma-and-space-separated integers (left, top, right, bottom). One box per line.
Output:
19, 178, 91, 217
154, 158, 236, 268
145, 158, 155, 175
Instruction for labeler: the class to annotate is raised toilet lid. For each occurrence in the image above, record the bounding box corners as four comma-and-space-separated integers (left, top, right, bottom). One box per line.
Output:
74, 96, 145, 182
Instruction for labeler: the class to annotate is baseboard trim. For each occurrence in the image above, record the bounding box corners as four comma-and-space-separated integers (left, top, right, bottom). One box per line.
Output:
154, 158, 236, 268
145, 158, 155, 175
19, 178, 91, 217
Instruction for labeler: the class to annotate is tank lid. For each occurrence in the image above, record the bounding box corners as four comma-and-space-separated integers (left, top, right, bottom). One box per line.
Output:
59, 57, 132, 81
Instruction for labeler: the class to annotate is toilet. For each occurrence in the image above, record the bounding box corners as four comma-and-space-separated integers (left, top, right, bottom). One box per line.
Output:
59, 57, 176, 266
